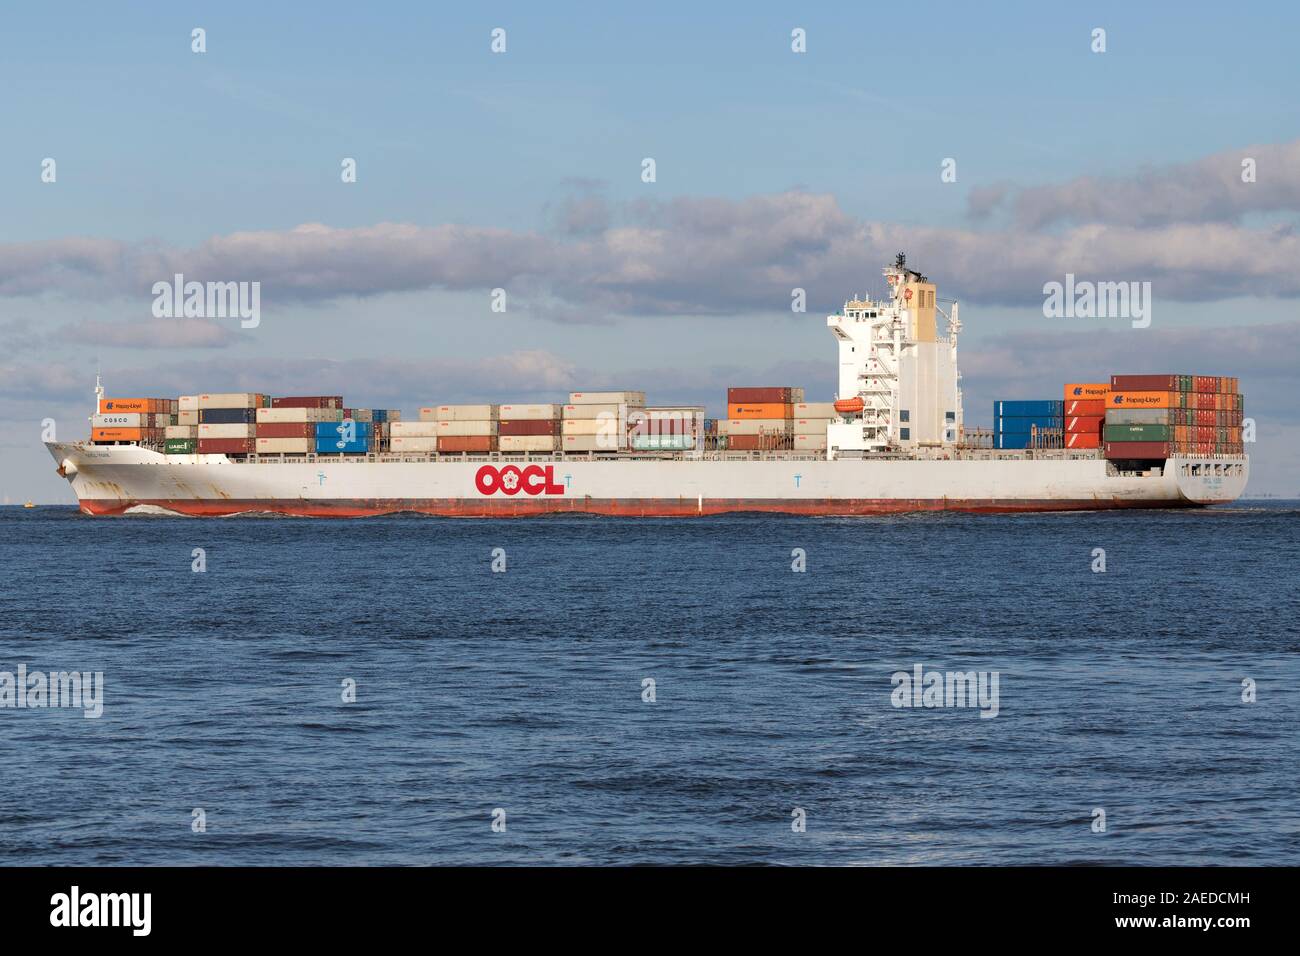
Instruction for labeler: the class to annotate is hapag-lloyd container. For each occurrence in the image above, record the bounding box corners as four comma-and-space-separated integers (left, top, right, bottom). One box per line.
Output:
728, 402, 793, 419
1106, 390, 1177, 408
91, 427, 145, 442
198, 423, 256, 439
98, 397, 172, 414
1063, 383, 1109, 400
497, 404, 560, 420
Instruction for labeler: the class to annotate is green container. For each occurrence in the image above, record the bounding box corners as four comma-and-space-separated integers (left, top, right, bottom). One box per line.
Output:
165, 438, 196, 454
631, 434, 695, 451
1179, 374, 1193, 392
1104, 423, 1171, 442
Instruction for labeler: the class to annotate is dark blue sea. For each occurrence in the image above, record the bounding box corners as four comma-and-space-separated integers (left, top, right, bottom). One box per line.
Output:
1, 504, 1297, 866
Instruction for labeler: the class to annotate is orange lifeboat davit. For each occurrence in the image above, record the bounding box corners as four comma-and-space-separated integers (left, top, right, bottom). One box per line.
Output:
833, 397, 865, 414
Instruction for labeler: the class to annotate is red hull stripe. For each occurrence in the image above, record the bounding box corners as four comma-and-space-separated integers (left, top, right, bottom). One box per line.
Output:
75, 497, 1211, 517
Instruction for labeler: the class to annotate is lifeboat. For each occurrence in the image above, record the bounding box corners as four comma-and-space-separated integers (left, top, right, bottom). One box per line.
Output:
833, 397, 865, 414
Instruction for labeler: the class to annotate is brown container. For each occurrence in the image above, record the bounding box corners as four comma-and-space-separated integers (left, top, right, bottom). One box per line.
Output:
1103, 441, 1172, 459
271, 396, 343, 408
497, 419, 558, 436
726, 433, 791, 451
1110, 375, 1179, 391
437, 436, 493, 452
727, 387, 793, 404
197, 438, 254, 454
255, 422, 314, 438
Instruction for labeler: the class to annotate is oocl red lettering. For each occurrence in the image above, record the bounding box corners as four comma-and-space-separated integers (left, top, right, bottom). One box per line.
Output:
475, 464, 565, 496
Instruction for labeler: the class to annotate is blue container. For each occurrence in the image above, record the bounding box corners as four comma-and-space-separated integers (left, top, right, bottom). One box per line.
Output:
996, 415, 1063, 432
314, 421, 373, 438
315, 436, 369, 454
200, 407, 257, 424
994, 433, 1032, 449
993, 400, 1064, 419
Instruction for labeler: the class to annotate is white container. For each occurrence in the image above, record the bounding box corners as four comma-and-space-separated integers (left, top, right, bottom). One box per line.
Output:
179, 395, 200, 412
198, 393, 260, 410
499, 435, 559, 452
563, 403, 625, 419
390, 436, 440, 452
793, 418, 830, 435
255, 437, 312, 454
497, 404, 560, 421
256, 407, 342, 423
389, 421, 439, 437
435, 420, 498, 436
92, 413, 145, 428
793, 434, 828, 450
562, 418, 623, 437
793, 402, 837, 419
430, 404, 497, 421
562, 433, 625, 451
177, 410, 199, 426
718, 419, 792, 436
568, 391, 645, 405
165, 425, 198, 439
197, 423, 256, 439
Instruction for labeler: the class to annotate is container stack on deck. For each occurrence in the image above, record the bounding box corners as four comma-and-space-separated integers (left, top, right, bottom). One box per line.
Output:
498, 404, 562, 453
791, 402, 838, 452
255, 396, 343, 455
719, 387, 803, 451
992, 400, 1064, 449
93, 397, 176, 446
1103, 374, 1243, 460
195, 393, 262, 455
630, 406, 703, 451
562, 391, 645, 452
407, 404, 498, 454
1062, 383, 1107, 449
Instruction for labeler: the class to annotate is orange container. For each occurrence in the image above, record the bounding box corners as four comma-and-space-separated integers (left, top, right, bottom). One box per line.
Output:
99, 397, 166, 414
1064, 399, 1105, 416
437, 436, 493, 452
728, 402, 792, 419
1063, 383, 1108, 400
1065, 432, 1100, 449
91, 427, 143, 441
1105, 390, 1176, 408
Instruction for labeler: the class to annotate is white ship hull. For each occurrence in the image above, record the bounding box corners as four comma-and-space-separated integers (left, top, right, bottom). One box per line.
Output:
46, 443, 1248, 517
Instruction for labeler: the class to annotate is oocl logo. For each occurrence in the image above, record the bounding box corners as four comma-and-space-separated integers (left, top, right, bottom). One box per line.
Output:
475, 464, 565, 496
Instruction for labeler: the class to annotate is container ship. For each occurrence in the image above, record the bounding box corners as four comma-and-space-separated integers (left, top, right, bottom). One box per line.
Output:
45, 256, 1249, 516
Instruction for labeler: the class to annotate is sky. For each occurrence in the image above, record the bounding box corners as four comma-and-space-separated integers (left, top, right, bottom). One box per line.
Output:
2, 0, 1299, 501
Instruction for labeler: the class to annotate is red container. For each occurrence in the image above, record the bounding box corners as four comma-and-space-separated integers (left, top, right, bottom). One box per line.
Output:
437, 436, 493, 452
256, 422, 314, 438
1066, 415, 1104, 433
197, 438, 254, 454
497, 419, 557, 436
1104, 441, 1171, 459
1064, 399, 1105, 416
1110, 374, 1178, 391
1066, 432, 1100, 449
272, 396, 343, 409
727, 387, 792, 404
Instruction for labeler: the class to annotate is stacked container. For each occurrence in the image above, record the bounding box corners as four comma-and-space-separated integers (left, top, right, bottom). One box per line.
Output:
498, 404, 561, 453
255, 398, 343, 455
93, 397, 176, 446
720, 387, 803, 451
629, 407, 702, 452
1062, 383, 1107, 450
992, 400, 1065, 449
196, 393, 263, 455
415, 404, 498, 454
791, 401, 837, 452
1103, 375, 1244, 460
562, 391, 645, 453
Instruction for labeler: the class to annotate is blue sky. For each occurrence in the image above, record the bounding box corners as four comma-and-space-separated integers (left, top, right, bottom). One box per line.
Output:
3, 1, 1299, 500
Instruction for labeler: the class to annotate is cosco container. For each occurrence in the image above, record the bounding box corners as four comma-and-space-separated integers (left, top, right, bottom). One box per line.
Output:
92, 412, 148, 428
